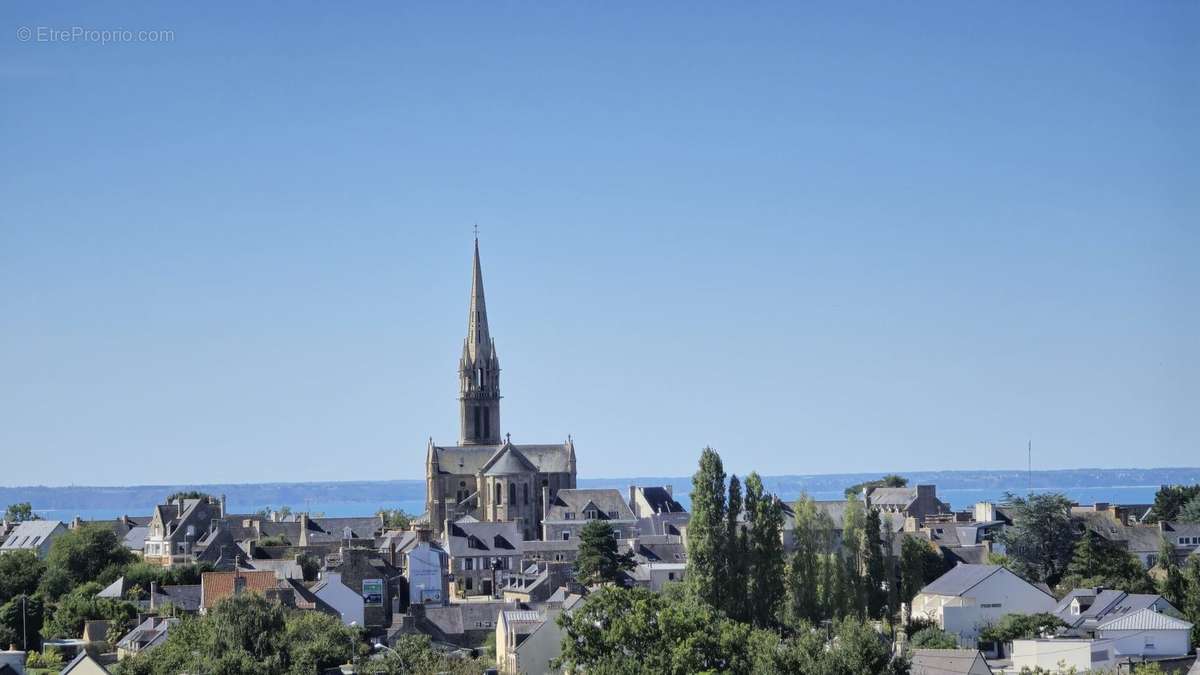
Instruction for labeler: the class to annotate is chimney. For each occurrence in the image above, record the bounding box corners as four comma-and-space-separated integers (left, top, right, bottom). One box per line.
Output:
150, 581, 158, 610
299, 512, 310, 548
542, 486, 551, 519
665, 484, 673, 497
628, 486, 637, 516
71, 515, 82, 530
389, 540, 397, 567
219, 494, 227, 518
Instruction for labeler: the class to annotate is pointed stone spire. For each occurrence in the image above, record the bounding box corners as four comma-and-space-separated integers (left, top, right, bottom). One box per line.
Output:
465, 237, 491, 363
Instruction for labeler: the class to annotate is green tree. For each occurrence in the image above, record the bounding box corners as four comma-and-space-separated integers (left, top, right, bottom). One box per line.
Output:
978, 612, 1066, 644
725, 474, 750, 622
745, 472, 785, 628
574, 520, 635, 586
899, 536, 944, 607
1182, 555, 1200, 649
1059, 530, 1154, 594
1148, 484, 1200, 523
824, 616, 898, 675
909, 625, 958, 649
377, 509, 412, 530
787, 496, 822, 625
0, 550, 45, 605
42, 582, 138, 640
3, 503, 38, 522
995, 492, 1077, 585
1179, 496, 1200, 524
844, 474, 908, 498
860, 507, 887, 618
283, 610, 359, 674
39, 524, 135, 599
164, 491, 212, 502
0, 594, 44, 651
685, 446, 727, 612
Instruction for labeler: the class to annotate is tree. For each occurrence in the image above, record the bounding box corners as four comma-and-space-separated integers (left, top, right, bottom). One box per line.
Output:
744, 472, 785, 628
0, 550, 45, 606
859, 507, 888, 618
39, 524, 135, 599
899, 536, 945, 608
377, 509, 412, 530
787, 496, 822, 625
42, 583, 138, 640
725, 475, 750, 622
909, 625, 958, 649
686, 446, 727, 612
844, 474, 908, 499
3, 503, 38, 522
1058, 530, 1153, 594
1182, 555, 1200, 650
574, 520, 635, 586
0, 594, 44, 651
1147, 484, 1200, 523
995, 492, 1076, 585
1179, 496, 1200, 524
978, 612, 1066, 645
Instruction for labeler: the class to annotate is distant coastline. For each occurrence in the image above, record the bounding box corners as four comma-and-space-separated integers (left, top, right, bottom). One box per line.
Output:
3, 467, 1197, 521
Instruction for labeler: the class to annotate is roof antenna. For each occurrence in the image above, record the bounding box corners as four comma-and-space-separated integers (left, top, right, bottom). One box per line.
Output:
473, 223, 479, 239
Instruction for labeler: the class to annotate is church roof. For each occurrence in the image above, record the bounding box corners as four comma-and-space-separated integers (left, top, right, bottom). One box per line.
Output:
483, 445, 538, 476
434, 442, 572, 475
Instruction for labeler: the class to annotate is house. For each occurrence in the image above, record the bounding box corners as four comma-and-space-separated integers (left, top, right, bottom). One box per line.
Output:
199, 570, 277, 611
142, 496, 228, 567
1095, 607, 1194, 660
311, 572, 364, 627
405, 531, 449, 606
96, 578, 202, 614
415, 600, 520, 648
1010, 638, 1098, 673
322, 547, 402, 629
1074, 509, 1200, 568
542, 489, 637, 542
495, 594, 582, 675
911, 564, 1056, 643
910, 649, 993, 675
0, 520, 65, 558
629, 486, 690, 539
628, 562, 687, 592
59, 652, 109, 675
865, 485, 950, 526
0, 646, 25, 675
444, 520, 523, 597
1053, 587, 1180, 637
115, 617, 178, 658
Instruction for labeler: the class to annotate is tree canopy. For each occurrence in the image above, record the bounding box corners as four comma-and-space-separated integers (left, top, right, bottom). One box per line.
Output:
995, 492, 1076, 586
38, 524, 135, 599
573, 520, 635, 586
844, 475, 908, 498
1148, 484, 1200, 523
3, 503, 38, 522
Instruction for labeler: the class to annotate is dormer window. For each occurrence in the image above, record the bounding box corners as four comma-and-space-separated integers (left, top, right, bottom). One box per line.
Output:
607, 511, 618, 518
564, 512, 575, 520
585, 509, 598, 520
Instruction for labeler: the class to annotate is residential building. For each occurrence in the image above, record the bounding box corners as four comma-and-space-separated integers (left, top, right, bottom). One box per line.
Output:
1053, 587, 1180, 637
424, 239, 577, 541
443, 520, 523, 597
115, 617, 178, 659
542, 489, 637, 542
142, 496, 227, 566
910, 649, 993, 675
322, 547, 402, 629
311, 572, 364, 627
59, 652, 110, 675
911, 564, 1056, 644
199, 570, 277, 612
865, 485, 950, 525
405, 531, 449, 606
495, 593, 582, 675
0, 520, 65, 558
1094, 608, 1194, 660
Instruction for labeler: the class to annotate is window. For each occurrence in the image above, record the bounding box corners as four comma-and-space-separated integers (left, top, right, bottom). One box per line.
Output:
585, 509, 598, 520
561, 532, 570, 541
524, 484, 529, 505
980, 603, 1002, 609
607, 511, 618, 518
465, 578, 473, 591
668, 572, 676, 580
564, 512, 575, 520
465, 558, 474, 571
495, 482, 502, 505
509, 483, 516, 506
1144, 636, 1155, 649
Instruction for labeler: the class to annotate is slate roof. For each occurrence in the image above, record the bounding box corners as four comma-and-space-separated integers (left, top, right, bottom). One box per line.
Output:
910, 649, 992, 675
434, 442, 572, 475
156, 584, 202, 612
116, 616, 178, 652
122, 526, 149, 551
869, 487, 918, 507
483, 446, 537, 476
62, 651, 109, 675
919, 564, 1011, 597
444, 521, 523, 557
544, 489, 635, 522
638, 487, 685, 514
1097, 607, 1193, 631
0, 520, 63, 549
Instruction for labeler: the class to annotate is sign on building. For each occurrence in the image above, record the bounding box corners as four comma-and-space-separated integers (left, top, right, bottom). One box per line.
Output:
362, 579, 384, 607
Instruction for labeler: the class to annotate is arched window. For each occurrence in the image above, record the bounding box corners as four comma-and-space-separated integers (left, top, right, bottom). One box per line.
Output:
523, 483, 529, 505
509, 483, 516, 506
495, 482, 501, 505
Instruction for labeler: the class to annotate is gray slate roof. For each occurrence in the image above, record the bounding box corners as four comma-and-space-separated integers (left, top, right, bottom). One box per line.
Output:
638, 487, 685, 514
1098, 607, 1193, 631
544, 489, 635, 522
444, 521, 523, 557
0, 520, 63, 549
919, 564, 1008, 597
434, 442, 572, 475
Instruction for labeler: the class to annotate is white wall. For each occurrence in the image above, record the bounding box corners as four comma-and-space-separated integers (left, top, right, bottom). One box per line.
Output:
407, 545, 448, 606
313, 572, 365, 627
1011, 639, 1095, 673
1097, 628, 1191, 658
914, 568, 1055, 643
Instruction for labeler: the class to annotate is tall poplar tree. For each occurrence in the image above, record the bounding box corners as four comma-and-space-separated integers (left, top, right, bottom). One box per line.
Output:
787, 496, 822, 625
725, 475, 750, 622
686, 447, 728, 612
745, 472, 785, 628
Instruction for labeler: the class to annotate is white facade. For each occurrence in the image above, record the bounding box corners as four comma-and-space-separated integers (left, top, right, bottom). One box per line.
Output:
912, 566, 1056, 644
1095, 608, 1193, 660
0, 520, 66, 559
406, 541, 449, 606
1011, 639, 1097, 673
312, 572, 365, 627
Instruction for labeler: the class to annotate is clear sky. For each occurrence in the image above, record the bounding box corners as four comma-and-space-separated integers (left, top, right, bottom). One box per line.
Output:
1, 2, 1197, 487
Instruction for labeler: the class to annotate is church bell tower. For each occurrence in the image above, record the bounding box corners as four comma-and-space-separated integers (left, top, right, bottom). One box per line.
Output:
459, 237, 501, 445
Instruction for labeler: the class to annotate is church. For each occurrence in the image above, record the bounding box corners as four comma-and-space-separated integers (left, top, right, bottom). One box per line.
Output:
423, 238, 577, 542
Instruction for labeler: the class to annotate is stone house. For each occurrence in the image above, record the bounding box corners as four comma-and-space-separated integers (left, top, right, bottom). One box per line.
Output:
541, 489, 637, 543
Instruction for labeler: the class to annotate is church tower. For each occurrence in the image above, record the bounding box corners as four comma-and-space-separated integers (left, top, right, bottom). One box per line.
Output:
459, 237, 501, 445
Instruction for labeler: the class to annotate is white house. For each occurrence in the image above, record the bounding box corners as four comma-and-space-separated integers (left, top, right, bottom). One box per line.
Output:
1011, 638, 1097, 673
910, 649, 993, 675
911, 564, 1056, 644
495, 595, 582, 675
311, 572, 364, 627
1095, 607, 1193, 660
405, 538, 449, 606
0, 520, 66, 558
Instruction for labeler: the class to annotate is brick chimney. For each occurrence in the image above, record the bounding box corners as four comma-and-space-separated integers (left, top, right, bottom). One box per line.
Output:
299, 513, 310, 548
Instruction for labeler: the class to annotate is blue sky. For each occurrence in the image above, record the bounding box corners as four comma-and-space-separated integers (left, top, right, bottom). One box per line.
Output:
1, 2, 1197, 486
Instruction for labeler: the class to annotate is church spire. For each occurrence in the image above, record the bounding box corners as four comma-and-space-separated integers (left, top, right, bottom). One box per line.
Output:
459, 236, 501, 445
